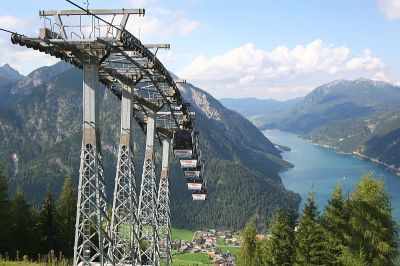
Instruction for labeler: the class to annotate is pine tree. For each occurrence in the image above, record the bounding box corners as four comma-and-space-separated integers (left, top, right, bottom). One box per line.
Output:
237, 221, 257, 266
9, 188, 34, 258
347, 172, 398, 265
39, 190, 60, 253
266, 208, 297, 266
321, 183, 348, 265
0, 164, 10, 253
296, 191, 329, 265
29, 203, 42, 258
254, 238, 268, 266
57, 172, 77, 258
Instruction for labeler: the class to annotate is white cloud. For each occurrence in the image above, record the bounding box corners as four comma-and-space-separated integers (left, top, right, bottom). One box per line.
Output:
126, 2, 199, 41
178, 40, 388, 100
372, 71, 390, 81
346, 49, 385, 71
0, 4, 199, 74
379, 0, 400, 20
158, 50, 176, 64
0, 15, 20, 29
0, 35, 60, 75
178, 19, 199, 36
0, 15, 59, 75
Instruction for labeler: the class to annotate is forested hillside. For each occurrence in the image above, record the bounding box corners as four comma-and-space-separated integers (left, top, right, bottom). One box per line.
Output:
0, 62, 299, 230
305, 108, 400, 171
238, 173, 399, 266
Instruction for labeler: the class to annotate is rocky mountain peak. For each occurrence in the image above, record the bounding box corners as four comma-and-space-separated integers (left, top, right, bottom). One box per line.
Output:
0, 63, 23, 81
178, 83, 222, 121
11, 61, 72, 96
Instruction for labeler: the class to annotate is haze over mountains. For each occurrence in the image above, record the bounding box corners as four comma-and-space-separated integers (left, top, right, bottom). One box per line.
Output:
220, 97, 303, 119
223, 78, 400, 175
0, 62, 299, 230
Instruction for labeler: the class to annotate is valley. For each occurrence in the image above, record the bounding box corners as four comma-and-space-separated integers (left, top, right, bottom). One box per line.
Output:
0, 62, 299, 231
222, 78, 400, 184
1, 1, 400, 264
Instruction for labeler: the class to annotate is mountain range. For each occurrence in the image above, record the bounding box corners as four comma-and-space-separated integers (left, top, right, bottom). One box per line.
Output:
0, 62, 299, 230
260, 79, 400, 133
303, 108, 400, 173
222, 78, 400, 175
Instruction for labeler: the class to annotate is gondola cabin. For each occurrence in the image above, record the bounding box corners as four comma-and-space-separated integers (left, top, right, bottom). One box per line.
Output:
186, 178, 204, 190
180, 158, 199, 169
173, 130, 193, 158
192, 188, 207, 201
184, 167, 202, 178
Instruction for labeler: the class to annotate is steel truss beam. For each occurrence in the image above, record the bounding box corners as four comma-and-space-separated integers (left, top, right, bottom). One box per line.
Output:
109, 86, 139, 265
74, 63, 111, 266
157, 139, 172, 265
39, 9, 145, 16
137, 111, 160, 265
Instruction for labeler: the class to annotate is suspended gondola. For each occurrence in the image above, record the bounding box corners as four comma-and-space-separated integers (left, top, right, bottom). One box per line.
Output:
192, 188, 207, 201
184, 165, 202, 178
180, 155, 200, 169
172, 130, 194, 158
186, 177, 204, 190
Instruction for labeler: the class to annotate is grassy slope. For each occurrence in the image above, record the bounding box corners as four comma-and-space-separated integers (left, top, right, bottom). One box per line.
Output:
219, 246, 241, 257
172, 253, 212, 265
171, 228, 195, 241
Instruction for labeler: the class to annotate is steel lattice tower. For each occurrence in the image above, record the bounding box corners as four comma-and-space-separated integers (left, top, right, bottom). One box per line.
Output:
9, 4, 201, 265
108, 86, 139, 265
73, 63, 111, 265
157, 139, 172, 266
137, 111, 160, 265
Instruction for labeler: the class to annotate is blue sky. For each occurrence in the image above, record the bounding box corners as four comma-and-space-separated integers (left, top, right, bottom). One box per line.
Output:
1, 0, 400, 99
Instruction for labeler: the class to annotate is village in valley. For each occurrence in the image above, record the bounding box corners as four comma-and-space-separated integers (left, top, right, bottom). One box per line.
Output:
171, 229, 268, 265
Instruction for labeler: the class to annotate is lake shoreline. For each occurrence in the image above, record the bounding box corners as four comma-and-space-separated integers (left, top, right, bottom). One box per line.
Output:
306, 140, 400, 177
263, 129, 400, 222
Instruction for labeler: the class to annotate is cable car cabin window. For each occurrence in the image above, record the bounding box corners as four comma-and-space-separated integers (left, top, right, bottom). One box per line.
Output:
173, 130, 193, 150
186, 177, 203, 183
187, 177, 203, 190
184, 169, 202, 178
180, 158, 199, 168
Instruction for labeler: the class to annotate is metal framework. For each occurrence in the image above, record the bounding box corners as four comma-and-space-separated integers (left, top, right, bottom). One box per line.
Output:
157, 139, 172, 265
108, 86, 138, 265
137, 111, 160, 265
73, 63, 111, 265
9, 2, 202, 266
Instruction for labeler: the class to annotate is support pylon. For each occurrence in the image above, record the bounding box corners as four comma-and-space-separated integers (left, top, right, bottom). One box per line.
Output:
157, 139, 172, 266
109, 86, 139, 265
74, 63, 111, 266
137, 111, 160, 265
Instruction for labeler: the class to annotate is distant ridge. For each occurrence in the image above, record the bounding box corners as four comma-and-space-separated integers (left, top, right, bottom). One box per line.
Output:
260, 78, 400, 133
220, 97, 303, 116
